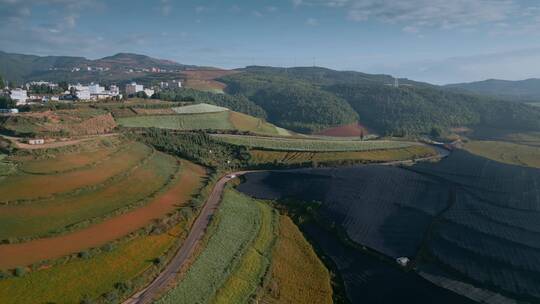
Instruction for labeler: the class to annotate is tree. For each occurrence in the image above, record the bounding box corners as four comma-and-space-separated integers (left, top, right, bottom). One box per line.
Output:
0, 75, 4, 88
430, 126, 442, 138
59, 81, 69, 91
0, 96, 15, 108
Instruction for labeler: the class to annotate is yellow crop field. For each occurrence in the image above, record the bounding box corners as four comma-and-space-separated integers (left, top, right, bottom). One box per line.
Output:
261, 216, 333, 304
0, 227, 180, 304
465, 140, 540, 168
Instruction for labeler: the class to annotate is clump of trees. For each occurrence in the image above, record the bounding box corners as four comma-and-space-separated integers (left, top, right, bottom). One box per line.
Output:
132, 129, 250, 168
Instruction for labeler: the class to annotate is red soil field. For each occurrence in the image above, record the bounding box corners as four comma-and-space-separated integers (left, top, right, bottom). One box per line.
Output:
0, 160, 206, 269
314, 122, 370, 137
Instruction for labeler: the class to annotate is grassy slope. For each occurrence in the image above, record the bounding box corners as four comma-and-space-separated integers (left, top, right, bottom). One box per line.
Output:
0, 152, 177, 240
156, 189, 267, 304
172, 103, 229, 114
212, 134, 414, 152
228, 111, 286, 136
464, 140, 540, 168
261, 216, 333, 304
116, 112, 233, 130
0, 226, 182, 304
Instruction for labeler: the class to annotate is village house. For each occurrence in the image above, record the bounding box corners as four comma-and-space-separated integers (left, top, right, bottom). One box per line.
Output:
10, 88, 28, 105
125, 82, 144, 95
28, 138, 45, 145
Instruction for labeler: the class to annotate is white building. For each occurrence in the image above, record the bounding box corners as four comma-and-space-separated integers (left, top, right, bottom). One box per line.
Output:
88, 83, 105, 94
28, 139, 45, 145
125, 82, 144, 95
143, 88, 155, 97
109, 85, 120, 96
160, 80, 182, 89
10, 88, 28, 105
70, 84, 91, 100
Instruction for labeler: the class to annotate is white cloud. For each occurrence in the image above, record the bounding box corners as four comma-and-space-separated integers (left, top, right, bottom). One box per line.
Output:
367, 48, 540, 84
296, 0, 530, 32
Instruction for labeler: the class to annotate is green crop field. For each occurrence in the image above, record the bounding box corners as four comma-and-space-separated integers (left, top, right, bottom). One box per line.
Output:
212, 195, 277, 304
172, 103, 229, 114
156, 189, 274, 304
117, 112, 233, 130
249, 145, 436, 165
0, 151, 178, 241
211, 134, 415, 152
0, 226, 181, 304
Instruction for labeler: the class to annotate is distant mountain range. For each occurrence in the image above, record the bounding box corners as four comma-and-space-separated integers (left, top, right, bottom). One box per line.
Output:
0, 51, 195, 84
445, 78, 540, 102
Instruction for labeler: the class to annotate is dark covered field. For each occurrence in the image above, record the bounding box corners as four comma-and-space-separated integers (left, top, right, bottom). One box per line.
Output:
237, 150, 540, 302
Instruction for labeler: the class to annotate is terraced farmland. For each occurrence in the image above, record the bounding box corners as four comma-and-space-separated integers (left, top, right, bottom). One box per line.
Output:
0, 225, 183, 304
156, 189, 277, 304
212, 134, 414, 152
15, 137, 123, 174
0, 141, 152, 203
0, 151, 178, 241
0, 157, 205, 269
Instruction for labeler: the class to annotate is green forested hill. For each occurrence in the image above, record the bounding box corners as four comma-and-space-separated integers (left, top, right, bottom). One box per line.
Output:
445, 78, 540, 102
221, 71, 358, 132
221, 67, 540, 135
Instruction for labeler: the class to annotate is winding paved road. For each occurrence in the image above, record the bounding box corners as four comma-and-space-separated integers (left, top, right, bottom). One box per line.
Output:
123, 171, 249, 304
123, 143, 449, 304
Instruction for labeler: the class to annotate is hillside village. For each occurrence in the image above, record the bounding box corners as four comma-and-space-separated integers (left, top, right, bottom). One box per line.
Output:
1, 79, 183, 107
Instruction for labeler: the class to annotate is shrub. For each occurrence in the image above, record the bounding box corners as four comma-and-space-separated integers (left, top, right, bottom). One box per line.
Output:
14, 267, 25, 277
78, 251, 91, 259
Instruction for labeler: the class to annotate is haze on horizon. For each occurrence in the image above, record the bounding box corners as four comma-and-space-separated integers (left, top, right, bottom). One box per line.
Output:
1, 0, 540, 84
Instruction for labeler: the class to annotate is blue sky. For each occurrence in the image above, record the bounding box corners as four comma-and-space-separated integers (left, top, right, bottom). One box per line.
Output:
1, 0, 540, 84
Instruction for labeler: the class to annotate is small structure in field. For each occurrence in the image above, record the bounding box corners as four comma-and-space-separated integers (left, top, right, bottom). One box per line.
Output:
396, 257, 410, 267
28, 138, 45, 145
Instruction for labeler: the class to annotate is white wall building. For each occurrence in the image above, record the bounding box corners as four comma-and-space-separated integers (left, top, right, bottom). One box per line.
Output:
144, 88, 155, 97
70, 84, 91, 100
109, 85, 120, 96
88, 83, 105, 94
125, 82, 144, 95
10, 88, 28, 105
160, 80, 182, 89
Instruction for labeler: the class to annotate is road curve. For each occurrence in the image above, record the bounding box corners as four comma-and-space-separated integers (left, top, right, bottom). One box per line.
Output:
123, 143, 449, 304
123, 171, 250, 304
